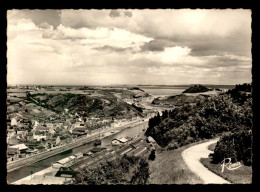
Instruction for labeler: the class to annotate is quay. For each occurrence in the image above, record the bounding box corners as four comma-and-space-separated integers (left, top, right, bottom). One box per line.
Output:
7, 119, 147, 173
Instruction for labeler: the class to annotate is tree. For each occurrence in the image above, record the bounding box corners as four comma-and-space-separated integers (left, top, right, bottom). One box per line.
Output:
148, 150, 156, 160
130, 158, 150, 185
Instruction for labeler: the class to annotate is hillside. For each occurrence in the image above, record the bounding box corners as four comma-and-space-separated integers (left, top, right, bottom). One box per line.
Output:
30, 89, 145, 119
152, 94, 206, 106
145, 84, 252, 165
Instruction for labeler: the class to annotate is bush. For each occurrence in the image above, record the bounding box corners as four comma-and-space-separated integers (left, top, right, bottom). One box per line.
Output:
212, 130, 252, 165
212, 133, 237, 163
130, 158, 150, 184
166, 142, 179, 150
145, 85, 252, 168
148, 150, 156, 160
75, 156, 150, 185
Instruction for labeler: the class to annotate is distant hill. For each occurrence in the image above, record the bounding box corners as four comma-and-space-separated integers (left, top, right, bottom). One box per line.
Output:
152, 94, 206, 106
30, 89, 146, 119
182, 85, 212, 93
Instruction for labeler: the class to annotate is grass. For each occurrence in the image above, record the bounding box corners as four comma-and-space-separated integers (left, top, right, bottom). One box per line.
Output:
148, 139, 213, 184
200, 158, 252, 184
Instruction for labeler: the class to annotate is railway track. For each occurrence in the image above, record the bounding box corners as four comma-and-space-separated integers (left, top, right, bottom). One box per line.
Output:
7, 120, 146, 172
70, 138, 146, 172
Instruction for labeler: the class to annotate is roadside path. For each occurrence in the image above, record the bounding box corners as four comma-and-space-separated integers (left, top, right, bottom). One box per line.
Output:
182, 139, 230, 184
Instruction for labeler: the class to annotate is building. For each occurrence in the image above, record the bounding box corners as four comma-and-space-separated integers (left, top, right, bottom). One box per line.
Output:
111, 137, 129, 145
147, 136, 156, 143
8, 143, 28, 155
11, 118, 17, 127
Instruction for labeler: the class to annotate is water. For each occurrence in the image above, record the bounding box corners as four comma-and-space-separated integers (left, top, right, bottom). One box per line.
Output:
140, 86, 188, 97
142, 88, 186, 97
140, 85, 235, 97
7, 122, 147, 183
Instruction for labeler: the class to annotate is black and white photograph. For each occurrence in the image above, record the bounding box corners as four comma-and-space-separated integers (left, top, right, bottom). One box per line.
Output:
6, 9, 252, 185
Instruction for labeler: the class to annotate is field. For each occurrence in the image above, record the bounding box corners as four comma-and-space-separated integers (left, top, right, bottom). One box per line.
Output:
200, 158, 252, 184
148, 141, 210, 184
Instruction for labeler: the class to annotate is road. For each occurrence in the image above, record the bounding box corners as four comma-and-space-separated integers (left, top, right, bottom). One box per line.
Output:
181, 139, 231, 184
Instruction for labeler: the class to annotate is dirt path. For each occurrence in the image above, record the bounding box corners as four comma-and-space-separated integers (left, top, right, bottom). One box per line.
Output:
182, 139, 231, 184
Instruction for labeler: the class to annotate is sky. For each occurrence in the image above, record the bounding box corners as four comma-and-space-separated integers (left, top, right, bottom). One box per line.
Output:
7, 9, 252, 86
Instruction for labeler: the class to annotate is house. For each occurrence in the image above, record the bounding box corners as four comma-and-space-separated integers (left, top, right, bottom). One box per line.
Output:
27, 140, 41, 149
56, 136, 61, 145
17, 130, 28, 138
46, 123, 54, 128
27, 132, 34, 141
34, 135, 47, 142
147, 136, 156, 144
7, 147, 19, 156
8, 137, 20, 146
35, 126, 49, 133
32, 120, 40, 128
8, 143, 28, 154
7, 147, 20, 161
49, 128, 56, 135
32, 130, 47, 141
11, 117, 17, 127
7, 130, 16, 138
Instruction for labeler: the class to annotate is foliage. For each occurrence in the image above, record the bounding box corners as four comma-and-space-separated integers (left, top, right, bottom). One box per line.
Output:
75, 155, 150, 185
213, 129, 252, 165
226, 83, 251, 105
145, 84, 252, 165
130, 158, 150, 184
182, 84, 212, 93
148, 150, 156, 161
30, 92, 143, 119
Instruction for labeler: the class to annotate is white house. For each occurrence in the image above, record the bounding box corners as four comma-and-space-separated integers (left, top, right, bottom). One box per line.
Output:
11, 118, 17, 126
9, 143, 28, 154
56, 136, 61, 145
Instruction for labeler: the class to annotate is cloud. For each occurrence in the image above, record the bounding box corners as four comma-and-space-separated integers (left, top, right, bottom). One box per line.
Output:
140, 39, 177, 52
109, 10, 121, 17
38, 22, 53, 30
124, 11, 132, 17
7, 9, 252, 85
58, 9, 251, 57
109, 10, 133, 18
42, 25, 111, 40
92, 45, 133, 52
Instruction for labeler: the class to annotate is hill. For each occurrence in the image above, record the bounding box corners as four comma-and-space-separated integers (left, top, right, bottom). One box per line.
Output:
182, 85, 212, 93
152, 94, 206, 106
145, 84, 252, 165
29, 89, 146, 119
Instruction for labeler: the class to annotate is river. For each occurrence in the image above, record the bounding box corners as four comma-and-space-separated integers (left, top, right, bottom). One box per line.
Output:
7, 122, 147, 183
140, 86, 188, 97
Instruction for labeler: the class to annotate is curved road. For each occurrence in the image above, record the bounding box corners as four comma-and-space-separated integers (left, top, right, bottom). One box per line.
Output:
182, 139, 230, 184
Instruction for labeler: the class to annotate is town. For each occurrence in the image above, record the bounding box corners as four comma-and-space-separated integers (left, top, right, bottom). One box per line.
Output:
6, 85, 165, 174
